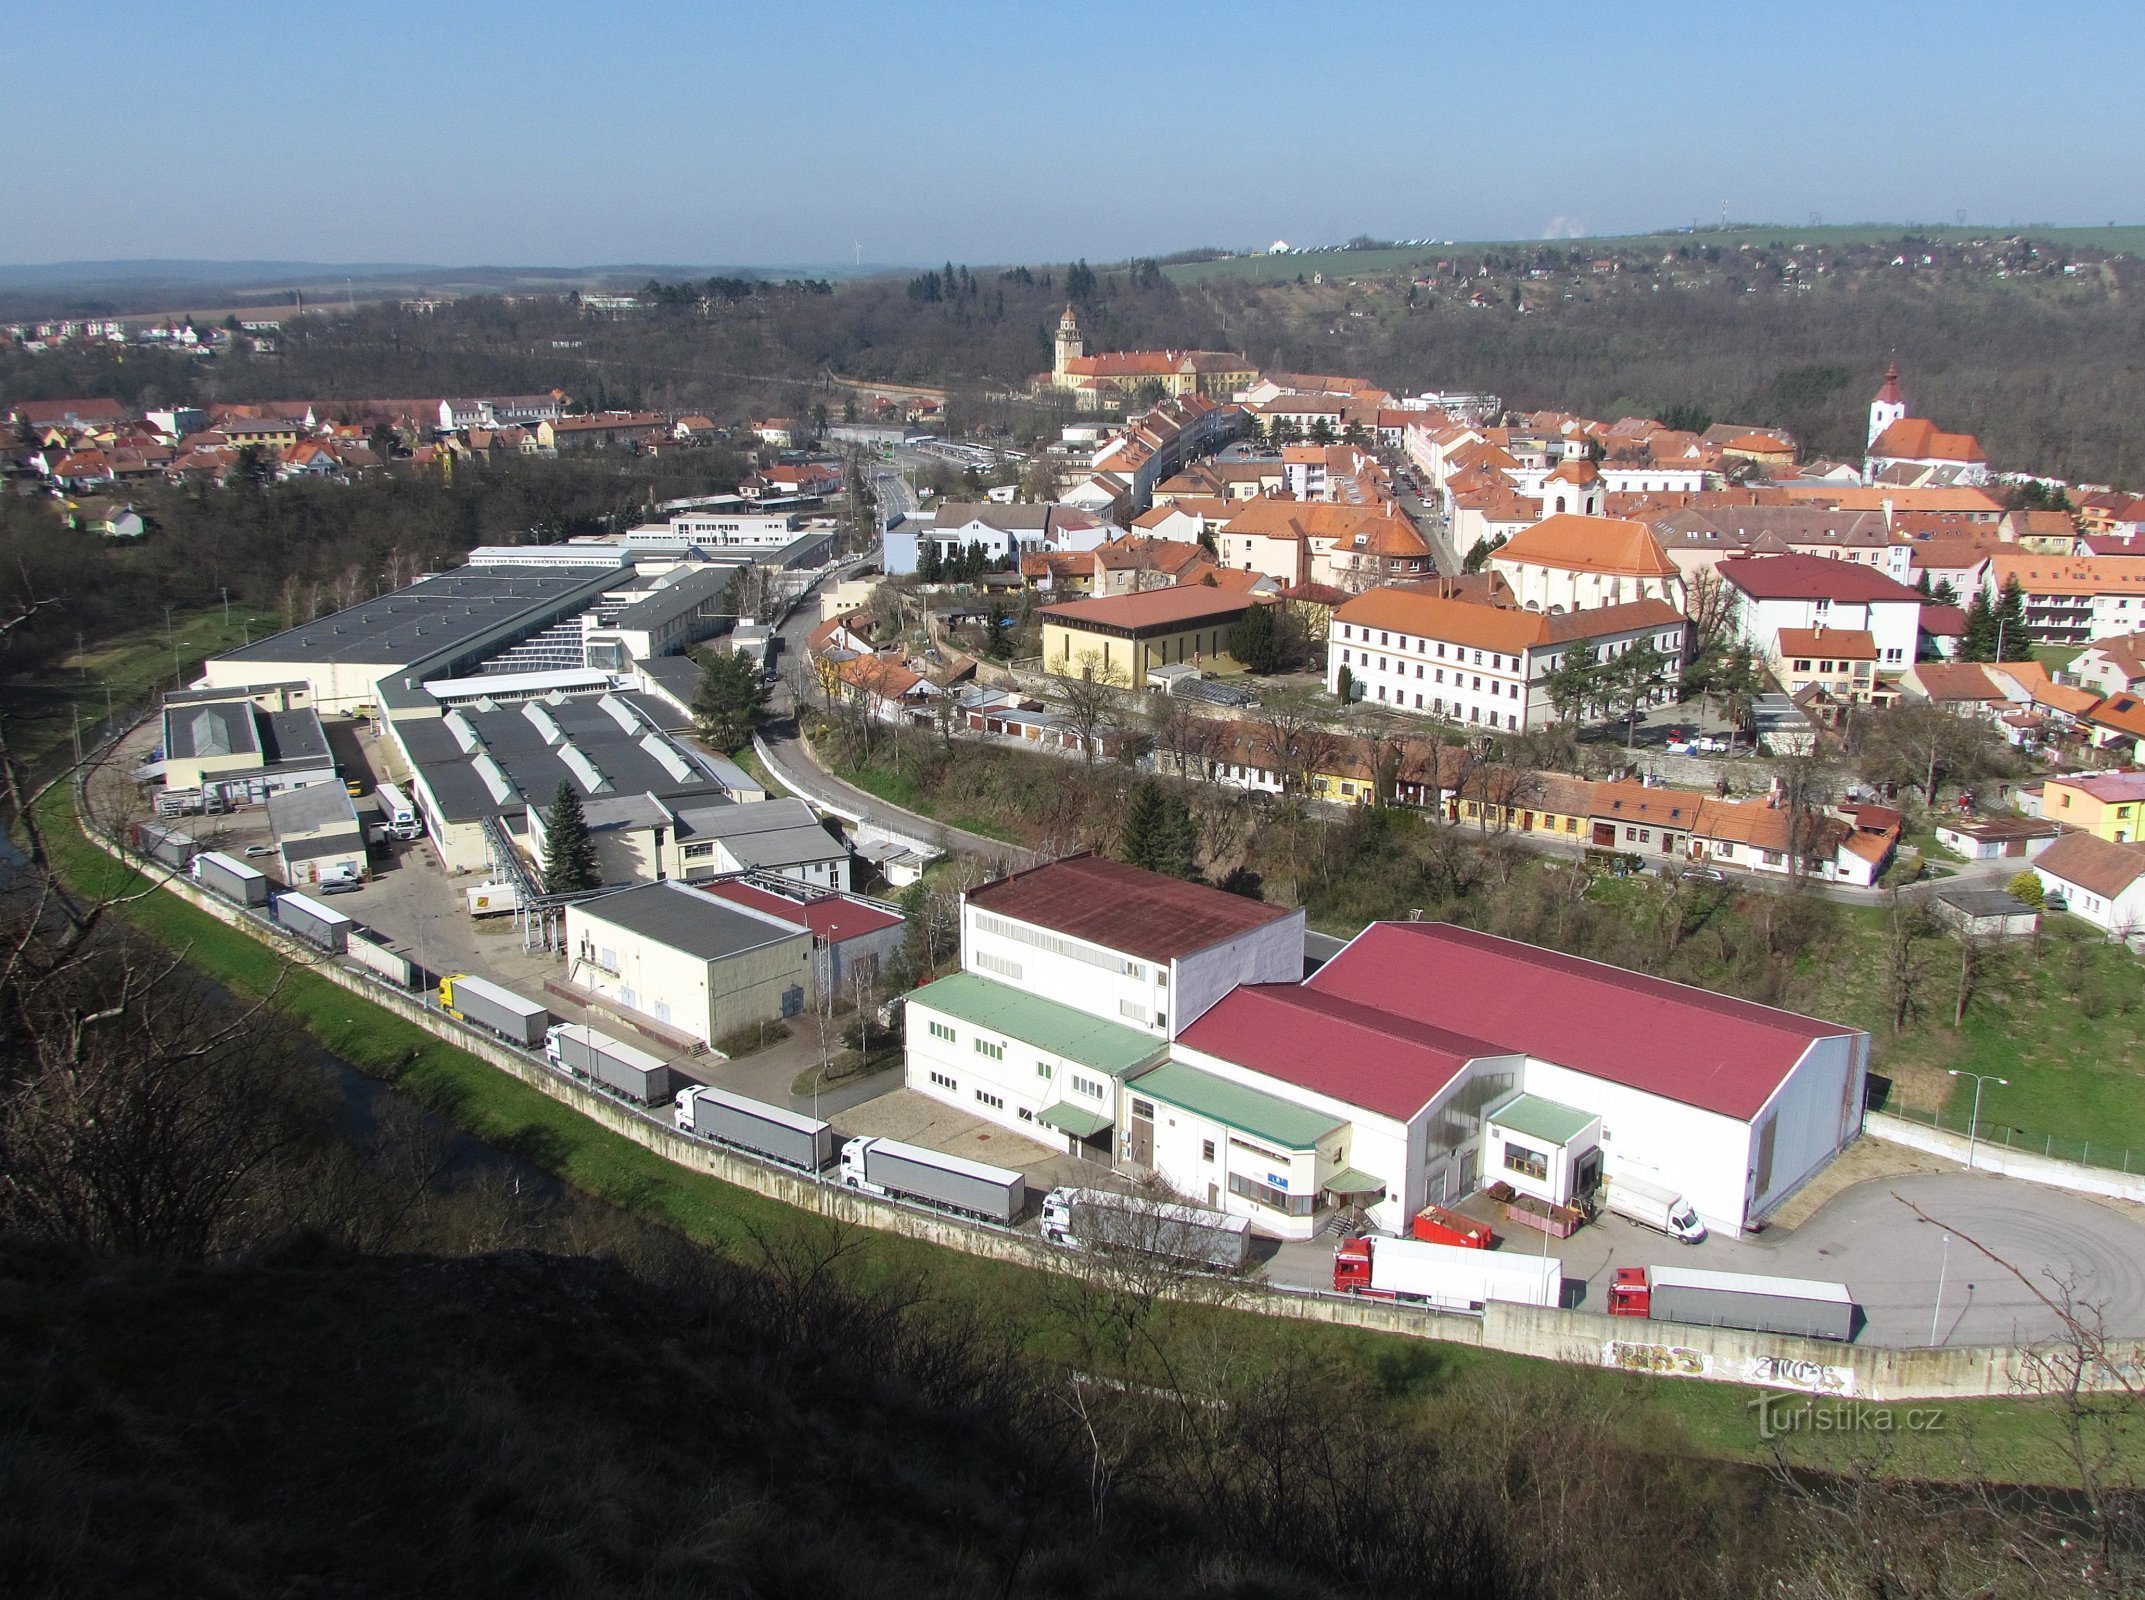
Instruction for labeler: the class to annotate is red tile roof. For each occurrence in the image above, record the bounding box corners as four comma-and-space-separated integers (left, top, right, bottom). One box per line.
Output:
1305, 922, 1852, 1120
964, 853, 1293, 965
1177, 984, 1502, 1120
698, 880, 902, 944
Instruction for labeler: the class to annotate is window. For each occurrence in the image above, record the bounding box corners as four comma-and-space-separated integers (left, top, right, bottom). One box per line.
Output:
1071, 1072, 1105, 1099
1119, 998, 1149, 1024
1036, 1061, 1053, 1080
1017, 1108, 1034, 1122
929, 1070, 956, 1090
974, 1038, 1004, 1061
1229, 1171, 1316, 1216
1131, 1098, 1154, 1119
1503, 1142, 1549, 1182
973, 949, 1022, 980
927, 1019, 955, 1043
1202, 1139, 1216, 1162
975, 1089, 1004, 1110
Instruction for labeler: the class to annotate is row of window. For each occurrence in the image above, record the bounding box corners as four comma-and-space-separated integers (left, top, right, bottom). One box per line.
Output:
972, 912, 1148, 980
1340, 649, 1523, 698
1369, 687, 1521, 728
1335, 625, 1516, 672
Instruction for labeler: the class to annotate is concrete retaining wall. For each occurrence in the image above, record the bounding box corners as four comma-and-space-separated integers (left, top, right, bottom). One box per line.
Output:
74, 799, 2128, 1403
1866, 1111, 2145, 1204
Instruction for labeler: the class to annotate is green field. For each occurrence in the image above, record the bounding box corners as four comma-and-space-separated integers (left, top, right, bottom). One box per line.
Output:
1, 601, 279, 771
1165, 221, 2145, 284
25, 773, 2145, 1485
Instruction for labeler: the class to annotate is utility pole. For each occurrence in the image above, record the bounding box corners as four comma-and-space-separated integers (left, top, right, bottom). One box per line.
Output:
1929, 1230, 1950, 1346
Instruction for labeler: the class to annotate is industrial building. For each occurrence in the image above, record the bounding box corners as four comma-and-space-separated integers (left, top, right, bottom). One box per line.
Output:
156, 686, 335, 806
902, 856, 1870, 1237
266, 780, 366, 887
563, 880, 816, 1047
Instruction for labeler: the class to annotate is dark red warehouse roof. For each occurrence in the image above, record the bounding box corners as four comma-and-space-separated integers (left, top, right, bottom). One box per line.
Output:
964, 853, 1294, 965
1176, 983, 1506, 1121
1305, 922, 1851, 1120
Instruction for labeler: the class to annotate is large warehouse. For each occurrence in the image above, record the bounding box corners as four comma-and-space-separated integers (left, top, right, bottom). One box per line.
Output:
1138, 922, 1867, 1240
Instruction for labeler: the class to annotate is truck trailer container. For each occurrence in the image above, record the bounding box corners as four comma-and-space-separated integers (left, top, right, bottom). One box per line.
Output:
273, 890, 353, 952
1604, 1175, 1707, 1243
1608, 1265, 1854, 1341
544, 1022, 671, 1103
1333, 1235, 1562, 1313
840, 1136, 1025, 1224
1410, 1203, 1493, 1249
192, 849, 270, 908
135, 821, 199, 870
373, 781, 422, 839
1040, 1187, 1254, 1271
438, 974, 550, 1047
674, 1084, 834, 1170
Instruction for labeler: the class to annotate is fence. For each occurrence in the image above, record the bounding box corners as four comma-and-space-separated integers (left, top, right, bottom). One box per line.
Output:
1872, 1097, 2142, 1176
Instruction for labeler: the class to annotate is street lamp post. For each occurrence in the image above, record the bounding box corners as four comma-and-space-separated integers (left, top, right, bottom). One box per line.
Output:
1929, 1228, 1950, 1346
1948, 1068, 2008, 1169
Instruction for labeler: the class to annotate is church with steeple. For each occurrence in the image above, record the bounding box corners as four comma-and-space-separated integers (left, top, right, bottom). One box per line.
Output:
1041, 305, 1257, 412
1862, 362, 1990, 487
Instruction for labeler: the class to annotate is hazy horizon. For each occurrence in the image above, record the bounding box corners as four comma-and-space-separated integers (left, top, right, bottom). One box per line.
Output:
6, 1, 2142, 268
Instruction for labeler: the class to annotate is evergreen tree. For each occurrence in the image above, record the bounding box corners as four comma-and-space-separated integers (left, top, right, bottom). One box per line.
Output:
1961, 588, 1998, 660
1994, 576, 2032, 660
1227, 603, 1282, 673
1335, 664, 1355, 704
693, 648, 772, 754
1120, 780, 1169, 871
982, 599, 1011, 659
540, 780, 601, 895
917, 540, 943, 582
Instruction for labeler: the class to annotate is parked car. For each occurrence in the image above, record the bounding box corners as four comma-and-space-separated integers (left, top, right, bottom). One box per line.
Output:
243, 844, 276, 858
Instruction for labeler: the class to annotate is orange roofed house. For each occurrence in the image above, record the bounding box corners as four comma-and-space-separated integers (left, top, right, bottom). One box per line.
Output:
1328, 587, 1687, 733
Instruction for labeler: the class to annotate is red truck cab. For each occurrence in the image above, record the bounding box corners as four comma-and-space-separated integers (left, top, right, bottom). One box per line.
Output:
1607, 1266, 1651, 1318
1331, 1236, 1375, 1293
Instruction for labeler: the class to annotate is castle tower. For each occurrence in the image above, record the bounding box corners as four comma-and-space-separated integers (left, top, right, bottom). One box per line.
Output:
1053, 304, 1084, 386
1868, 362, 1907, 450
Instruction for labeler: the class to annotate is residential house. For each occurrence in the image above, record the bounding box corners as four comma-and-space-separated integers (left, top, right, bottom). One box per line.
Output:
1987, 554, 2145, 647
2032, 833, 2145, 939
1773, 626, 1878, 703
2038, 772, 2145, 843
1718, 554, 1923, 673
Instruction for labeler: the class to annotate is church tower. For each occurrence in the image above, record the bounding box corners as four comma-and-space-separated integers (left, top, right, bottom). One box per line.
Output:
1868, 362, 1907, 450
1053, 304, 1084, 386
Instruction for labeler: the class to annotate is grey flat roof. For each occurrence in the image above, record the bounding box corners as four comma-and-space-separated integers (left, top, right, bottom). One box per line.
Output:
1939, 888, 2037, 916
672, 796, 820, 841
283, 831, 362, 862
260, 708, 330, 766
164, 701, 259, 761
608, 564, 732, 630
216, 566, 615, 668
575, 880, 806, 963
268, 781, 360, 837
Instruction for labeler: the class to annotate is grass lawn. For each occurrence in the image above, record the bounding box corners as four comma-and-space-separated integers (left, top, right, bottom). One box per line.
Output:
2033, 644, 2083, 676
2, 603, 280, 769
830, 748, 1021, 843
27, 777, 2145, 1485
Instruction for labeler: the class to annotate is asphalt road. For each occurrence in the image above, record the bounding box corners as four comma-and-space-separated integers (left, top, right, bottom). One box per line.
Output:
1257, 1169, 2145, 1349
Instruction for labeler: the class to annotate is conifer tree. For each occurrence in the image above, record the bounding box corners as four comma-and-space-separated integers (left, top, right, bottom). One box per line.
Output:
541, 780, 601, 895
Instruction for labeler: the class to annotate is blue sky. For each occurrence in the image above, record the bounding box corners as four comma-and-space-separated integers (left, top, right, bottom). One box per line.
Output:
6, 1, 2139, 267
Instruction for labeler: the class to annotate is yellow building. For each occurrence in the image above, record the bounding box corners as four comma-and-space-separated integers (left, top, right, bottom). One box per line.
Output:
2041, 772, 2145, 843
1773, 625, 1878, 703
1047, 306, 1256, 410
1040, 586, 1251, 682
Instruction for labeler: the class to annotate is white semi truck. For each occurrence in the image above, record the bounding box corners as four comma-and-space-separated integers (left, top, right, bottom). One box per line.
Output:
1040, 1187, 1254, 1271
674, 1084, 834, 1171
1332, 1235, 1562, 1313
840, 1136, 1026, 1224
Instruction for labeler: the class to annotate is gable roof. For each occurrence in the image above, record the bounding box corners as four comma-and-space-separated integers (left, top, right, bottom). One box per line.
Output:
1870, 417, 1987, 465
1306, 922, 1851, 1121
1176, 983, 1504, 1121
964, 852, 1294, 965
1777, 627, 1876, 660
1038, 586, 1251, 633
1492, 514, 1678, 578
1333, 588, 1680, 653
2034, 832, 2145, 902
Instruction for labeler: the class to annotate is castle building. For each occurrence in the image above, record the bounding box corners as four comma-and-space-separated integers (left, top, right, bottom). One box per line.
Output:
1044, 306, 1258, 413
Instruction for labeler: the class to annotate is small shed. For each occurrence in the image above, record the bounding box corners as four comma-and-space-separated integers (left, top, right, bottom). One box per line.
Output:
1933, 887, 2040, 940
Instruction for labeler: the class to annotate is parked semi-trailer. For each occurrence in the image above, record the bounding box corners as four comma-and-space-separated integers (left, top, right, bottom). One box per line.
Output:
273, 890, 353, 953
373, 781, 422, 840
674, 1084, 834, 1171
1604, 1175, 1707, 1243
1332, 1235, 1562, 1313
191, 849, 269, 908
1608, 1265, 1854, 1341
840, 1136, 1026, 1224
135, 821, 199, 870
1040, 1186, 1254, 1270
544, 1022, 671, 1103
438, 974, 550, 1047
